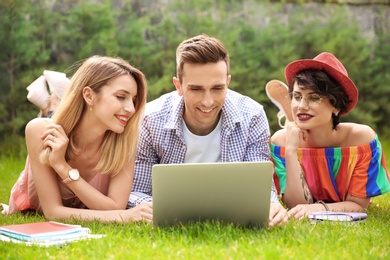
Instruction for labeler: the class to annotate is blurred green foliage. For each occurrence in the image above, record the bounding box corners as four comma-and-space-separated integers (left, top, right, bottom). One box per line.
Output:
1, 0, 389, 157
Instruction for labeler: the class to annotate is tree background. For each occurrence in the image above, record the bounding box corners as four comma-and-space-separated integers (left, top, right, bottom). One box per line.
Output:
1, 0, 389, 157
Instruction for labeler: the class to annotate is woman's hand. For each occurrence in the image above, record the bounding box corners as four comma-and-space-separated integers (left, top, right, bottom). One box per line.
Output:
287, 203, 325, 220
287, 196, 370, 220
284, 121, 308, 151
41, 124, 69, 170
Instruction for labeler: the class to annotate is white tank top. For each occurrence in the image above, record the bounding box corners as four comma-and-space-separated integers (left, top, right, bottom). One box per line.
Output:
182, 117, 222, 163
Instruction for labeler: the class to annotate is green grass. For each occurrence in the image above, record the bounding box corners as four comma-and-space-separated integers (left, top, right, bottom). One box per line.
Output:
1, 154, 390, 259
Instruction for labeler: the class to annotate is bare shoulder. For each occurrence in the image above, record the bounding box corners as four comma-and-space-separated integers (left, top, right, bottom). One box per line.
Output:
25, 117, 52, 137
339, 123, 376, 146
270, 129, 286, 146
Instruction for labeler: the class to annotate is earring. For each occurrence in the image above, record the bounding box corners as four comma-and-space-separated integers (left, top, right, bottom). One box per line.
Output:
89, 106, 92, 111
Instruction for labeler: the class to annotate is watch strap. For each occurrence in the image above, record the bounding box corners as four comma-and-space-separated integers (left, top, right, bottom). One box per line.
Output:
62, 177, 72, 184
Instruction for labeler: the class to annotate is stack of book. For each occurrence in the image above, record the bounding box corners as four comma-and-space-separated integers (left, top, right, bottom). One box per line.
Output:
0, 221, 103, 246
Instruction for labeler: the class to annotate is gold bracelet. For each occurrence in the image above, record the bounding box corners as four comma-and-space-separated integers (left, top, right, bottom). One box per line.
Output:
315, 200, 330, 211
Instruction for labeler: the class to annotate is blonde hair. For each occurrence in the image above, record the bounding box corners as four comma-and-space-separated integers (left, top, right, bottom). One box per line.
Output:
40, 56, 147, 175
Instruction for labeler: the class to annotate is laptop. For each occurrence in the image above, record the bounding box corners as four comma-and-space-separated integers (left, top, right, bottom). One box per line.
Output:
152, 161, 273, 228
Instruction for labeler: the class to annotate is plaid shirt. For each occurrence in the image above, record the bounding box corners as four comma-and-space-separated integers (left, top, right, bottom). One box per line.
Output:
128, 90, 279, 208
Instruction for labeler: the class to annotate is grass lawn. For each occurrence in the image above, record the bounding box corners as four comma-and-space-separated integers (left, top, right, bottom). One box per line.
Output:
1, 151, 390, 259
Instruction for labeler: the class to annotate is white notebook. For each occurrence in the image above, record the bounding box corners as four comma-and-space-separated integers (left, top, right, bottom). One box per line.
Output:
308, 211, 368, 222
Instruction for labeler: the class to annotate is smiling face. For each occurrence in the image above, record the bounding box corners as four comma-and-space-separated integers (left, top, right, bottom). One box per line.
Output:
292, 82, 339, 130
90, 74, 138, 134
173, 61, 231, 136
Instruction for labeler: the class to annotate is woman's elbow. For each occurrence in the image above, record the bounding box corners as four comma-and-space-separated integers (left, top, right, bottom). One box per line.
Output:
346, 194, 371, 211
42, 206, 68, 220
282, 194, 305, 209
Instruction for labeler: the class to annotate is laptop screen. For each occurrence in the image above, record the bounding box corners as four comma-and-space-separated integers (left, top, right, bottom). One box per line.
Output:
152, 161, 273, 228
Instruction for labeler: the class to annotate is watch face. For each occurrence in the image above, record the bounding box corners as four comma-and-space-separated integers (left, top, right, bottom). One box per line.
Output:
69, 169, 80, 180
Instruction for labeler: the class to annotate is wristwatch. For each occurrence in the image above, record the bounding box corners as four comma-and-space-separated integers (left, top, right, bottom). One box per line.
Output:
62, 168, 80, 184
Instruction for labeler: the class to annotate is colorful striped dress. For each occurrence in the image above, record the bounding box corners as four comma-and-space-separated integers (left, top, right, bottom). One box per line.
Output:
270, 135, 390, 202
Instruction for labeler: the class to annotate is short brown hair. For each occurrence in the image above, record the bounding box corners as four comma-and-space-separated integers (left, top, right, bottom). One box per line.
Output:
176, 34, 230, 83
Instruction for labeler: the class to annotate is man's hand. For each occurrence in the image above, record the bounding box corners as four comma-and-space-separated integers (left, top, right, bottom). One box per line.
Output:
269, 202, 288, 227
129, 201, 153, 223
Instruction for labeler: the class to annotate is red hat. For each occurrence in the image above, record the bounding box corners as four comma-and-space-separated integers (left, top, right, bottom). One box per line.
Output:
284, 52, 358, 115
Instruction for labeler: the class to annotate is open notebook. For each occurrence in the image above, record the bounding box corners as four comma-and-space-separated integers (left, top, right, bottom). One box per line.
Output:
152, 161, 273, 228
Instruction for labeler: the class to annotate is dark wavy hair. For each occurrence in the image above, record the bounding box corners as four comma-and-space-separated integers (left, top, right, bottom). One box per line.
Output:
289, 69, 351, 129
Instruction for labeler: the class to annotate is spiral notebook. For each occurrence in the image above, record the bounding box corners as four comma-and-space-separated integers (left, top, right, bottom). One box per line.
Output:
308, 211, 368, 222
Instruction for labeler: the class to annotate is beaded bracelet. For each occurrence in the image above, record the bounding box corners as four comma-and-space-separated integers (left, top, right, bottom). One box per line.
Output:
315, 200, 330, 211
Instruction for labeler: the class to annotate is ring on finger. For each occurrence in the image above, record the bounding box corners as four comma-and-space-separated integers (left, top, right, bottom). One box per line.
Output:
51, 135, 56, 141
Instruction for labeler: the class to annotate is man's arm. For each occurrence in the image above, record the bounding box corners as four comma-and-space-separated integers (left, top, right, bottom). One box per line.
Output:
128, 192, 152, 208
246, 110, 280, 203
128, 123, 156, 208
244, 110, 271, 162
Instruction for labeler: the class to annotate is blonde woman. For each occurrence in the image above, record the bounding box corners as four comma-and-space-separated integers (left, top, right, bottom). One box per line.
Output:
2, 56, 152, 222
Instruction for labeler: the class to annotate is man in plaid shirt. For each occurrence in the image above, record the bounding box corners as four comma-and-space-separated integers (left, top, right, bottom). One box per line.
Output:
129, 34, 288, 227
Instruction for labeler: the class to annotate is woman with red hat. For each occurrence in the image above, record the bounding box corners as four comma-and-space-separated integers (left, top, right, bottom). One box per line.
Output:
266, 52, 390, 219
